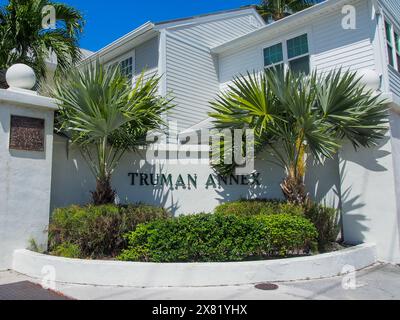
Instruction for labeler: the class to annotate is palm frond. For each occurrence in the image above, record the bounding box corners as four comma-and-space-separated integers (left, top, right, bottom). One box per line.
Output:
0, 0, 84, 82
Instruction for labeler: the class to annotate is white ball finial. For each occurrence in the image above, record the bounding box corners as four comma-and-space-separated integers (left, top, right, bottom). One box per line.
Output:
358, 69, 381, 92
6, 64, 37, 90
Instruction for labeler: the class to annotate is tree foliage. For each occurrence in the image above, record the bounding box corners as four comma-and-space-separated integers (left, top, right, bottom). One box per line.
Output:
209, 68, 388, 204
52, 61, 173, 204
0, 0, 84, 86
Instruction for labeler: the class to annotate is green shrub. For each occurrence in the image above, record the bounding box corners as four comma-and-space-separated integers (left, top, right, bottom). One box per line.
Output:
48, 204, 171, 259
28, 238, 46, 254
118, 213, 317, 263
214, 199, 304, 216
257, 214, 318, 256
305, 203, 340, 252
51, 243, 82, 259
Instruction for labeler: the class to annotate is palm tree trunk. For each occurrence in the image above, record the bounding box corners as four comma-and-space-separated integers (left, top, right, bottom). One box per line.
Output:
91, 137, 116, 205
0, 69, 9, 89
92, 176, 116, 205
280, 174, 308, 205
281, 140, 309, 205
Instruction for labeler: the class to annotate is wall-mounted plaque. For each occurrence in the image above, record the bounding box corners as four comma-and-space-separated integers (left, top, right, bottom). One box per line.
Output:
9, 116, 45, 152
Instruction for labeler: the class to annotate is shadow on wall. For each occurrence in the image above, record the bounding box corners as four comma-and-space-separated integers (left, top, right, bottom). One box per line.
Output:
339, 160, 368, 244
213, 149, 285, 208
305, 154, 341, 209
307, 134, 392, 245
341, 136, 391, 173
51, 137, 351, 216
51, 133, 389, 221
116, 154, 181, 215
337, 135, 394, 245
111, 147, 287, 215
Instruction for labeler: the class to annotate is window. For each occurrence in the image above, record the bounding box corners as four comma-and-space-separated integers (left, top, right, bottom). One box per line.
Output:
120, 57, 133, 81
395, 32, 400, 71
385, 21, 395, 67
287, 34, 310, 75
263, 43, 284, 74
263, 33, 310, 76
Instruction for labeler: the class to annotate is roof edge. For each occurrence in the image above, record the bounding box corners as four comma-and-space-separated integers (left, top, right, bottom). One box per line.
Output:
82, 21, 155, 63
155, 5, 259, 26
211, 0, 350, 54
154, 6, 265, 30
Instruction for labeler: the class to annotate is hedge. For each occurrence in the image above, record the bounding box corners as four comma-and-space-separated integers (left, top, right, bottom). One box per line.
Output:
214, 199, 304, 216
48, 204, 171, 259
118, 213, 318, 263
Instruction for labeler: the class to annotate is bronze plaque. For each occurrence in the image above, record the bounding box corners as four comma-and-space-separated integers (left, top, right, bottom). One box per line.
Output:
9, 116, 45, 152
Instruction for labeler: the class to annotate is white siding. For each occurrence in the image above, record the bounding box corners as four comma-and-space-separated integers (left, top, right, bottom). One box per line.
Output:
312, 0, 376, 73
380, 0, 400, 19
389, 66, 400, 98
165, 13, 262, 132
134, 36, 159, 81
219, 44, 263, 90
105, 37, 160, 86
166, 34, 219, 132
170, 14, 262, 48
219, 0, 376, 87
380, 0, 400, 100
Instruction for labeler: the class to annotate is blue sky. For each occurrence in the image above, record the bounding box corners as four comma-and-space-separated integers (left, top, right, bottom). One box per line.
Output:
63, 0, 255, 52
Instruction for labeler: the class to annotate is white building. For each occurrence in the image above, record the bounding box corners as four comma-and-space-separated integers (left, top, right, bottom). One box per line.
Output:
44, 0, 400, 264
4, 0, 400, 272
0, 0, 400, 268
82, 0, 400, 135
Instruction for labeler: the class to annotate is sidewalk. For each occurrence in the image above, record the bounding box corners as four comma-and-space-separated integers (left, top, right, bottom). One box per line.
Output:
0, 264, 399, 300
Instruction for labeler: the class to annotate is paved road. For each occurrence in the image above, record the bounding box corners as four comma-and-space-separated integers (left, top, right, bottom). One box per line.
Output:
0, 263, 399, 300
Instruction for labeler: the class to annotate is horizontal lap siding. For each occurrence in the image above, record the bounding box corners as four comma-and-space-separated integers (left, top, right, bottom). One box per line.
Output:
219, 0, 376, 88
380, 1, 400, 99
380, 0, 400, 19
219, 46, 263, 89
389, 66, 400, 98
312, 0, 375, 74
171, 14, 262, 48
165, 13, 262, 132
166, 35, 219, 131
133, 37, 159, 86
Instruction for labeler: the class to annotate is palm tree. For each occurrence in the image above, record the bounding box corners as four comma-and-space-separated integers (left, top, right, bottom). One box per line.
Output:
0, 0, 84, 87
51, 62, 173, 205
257, 0, 320, 21
209, 69, 388, 205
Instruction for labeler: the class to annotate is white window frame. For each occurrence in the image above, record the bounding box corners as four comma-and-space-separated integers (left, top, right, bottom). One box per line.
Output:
384, 18, 400, 72
105, 50, 135, 85
261, 29, 312, 74
262, 40, 285, 70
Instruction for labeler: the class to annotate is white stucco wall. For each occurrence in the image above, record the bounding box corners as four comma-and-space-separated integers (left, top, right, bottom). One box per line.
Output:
339, 110, 400, 263
0, 89, 56, 270
50, 135, 340, 215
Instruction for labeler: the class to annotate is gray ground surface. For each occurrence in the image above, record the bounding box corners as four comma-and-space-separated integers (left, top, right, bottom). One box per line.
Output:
0, 263, 399, 300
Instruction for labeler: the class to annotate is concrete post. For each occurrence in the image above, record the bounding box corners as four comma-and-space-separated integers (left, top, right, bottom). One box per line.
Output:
0, 88, 57, 270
